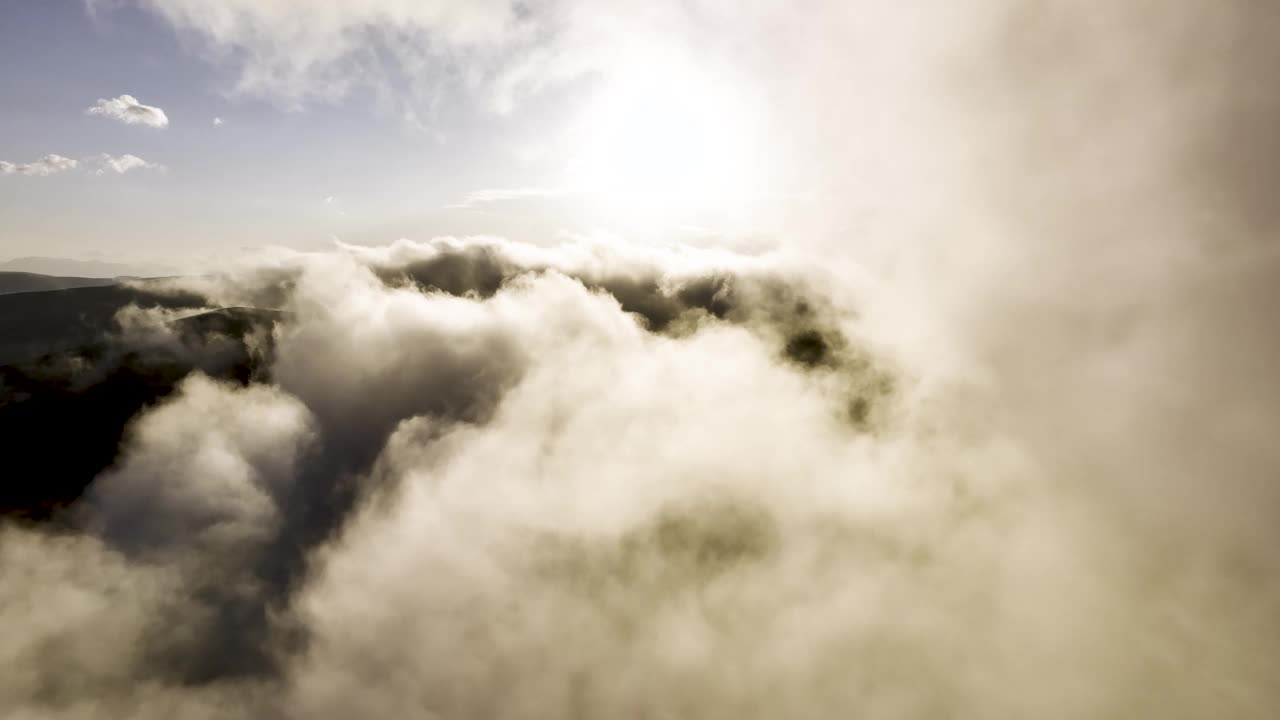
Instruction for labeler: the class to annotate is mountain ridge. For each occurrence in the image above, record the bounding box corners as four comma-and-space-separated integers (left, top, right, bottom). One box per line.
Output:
0, 256, 177, 279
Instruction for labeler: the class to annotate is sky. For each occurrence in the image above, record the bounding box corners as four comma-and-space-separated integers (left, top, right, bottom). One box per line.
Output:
0, 0, 816, 267
0, 0, 530, 263
7, 0, 1270, 278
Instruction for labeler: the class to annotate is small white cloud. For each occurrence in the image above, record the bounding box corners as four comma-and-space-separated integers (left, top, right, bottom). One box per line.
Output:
94, 154, 164, 175
324, 196, 349, 216
213, 117, 225, 126
86, 94, 169, 128
0, 154, 79, 177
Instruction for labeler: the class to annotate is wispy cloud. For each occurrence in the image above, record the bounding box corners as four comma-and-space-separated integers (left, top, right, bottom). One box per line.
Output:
119, 1, 728, 113
324, 195, 349, 216
126, 0, 524, 107
1, 154, 163, 177
93, 154, 164, 176
445, 186, 575, 209
0, 154, 79, 176
86, 94, 170, 128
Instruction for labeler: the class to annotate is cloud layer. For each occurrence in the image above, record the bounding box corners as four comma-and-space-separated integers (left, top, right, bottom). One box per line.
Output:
86, 94, 170, 128
2, 225, 1278, 717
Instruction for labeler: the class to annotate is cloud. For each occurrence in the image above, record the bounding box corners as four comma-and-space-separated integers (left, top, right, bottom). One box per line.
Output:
86, 94, 170, 128
121, 0, 761, 113
0, 525, 193, 712
0, 154, 78, 176
323, 195, 349, 216
0, 154, 162, 177
212, 116, 224, 126
93, 153, 165, 175
4, 223, 1280, 716
445, 186, 577, 209
1, 236, 899, 713
128, 0, 528, 107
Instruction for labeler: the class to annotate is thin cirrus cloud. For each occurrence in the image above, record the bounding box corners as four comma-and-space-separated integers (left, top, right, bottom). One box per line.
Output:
94, 154, 164, 176
86, 94, 170, 128
444, 186, 575, 209
0, 154, 79, 176
324, 195, 349, 216
0, 154, 162, 177
128, 0, 524, 105
122, 1, 766, 113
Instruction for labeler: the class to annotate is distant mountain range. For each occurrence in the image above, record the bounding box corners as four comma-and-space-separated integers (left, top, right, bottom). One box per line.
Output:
0, 256, 177, 279
0, 271, 119, 296
0, 281, 200, 364
0, 271, 282, 520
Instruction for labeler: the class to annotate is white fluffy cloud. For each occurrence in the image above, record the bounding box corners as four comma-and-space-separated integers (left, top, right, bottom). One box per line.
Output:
0, 154, 78, 176
87, 374, 314, 565
94, 153, 164, 175
86, 94, 170, 128
4, 230, 1280, 716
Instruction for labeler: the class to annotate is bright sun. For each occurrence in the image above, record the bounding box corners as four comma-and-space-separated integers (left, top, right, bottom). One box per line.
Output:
562, 53, 760, 218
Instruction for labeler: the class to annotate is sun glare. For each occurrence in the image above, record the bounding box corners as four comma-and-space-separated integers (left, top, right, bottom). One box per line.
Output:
562, 53, 759, 218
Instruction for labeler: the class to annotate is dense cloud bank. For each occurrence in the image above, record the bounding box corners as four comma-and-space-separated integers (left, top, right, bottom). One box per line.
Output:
2, 230, 1277, 718
1, 237, 910, 709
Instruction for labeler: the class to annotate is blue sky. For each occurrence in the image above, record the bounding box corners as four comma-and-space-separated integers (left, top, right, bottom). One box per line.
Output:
0, 0, 812, 269
0, 1, 608, 265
